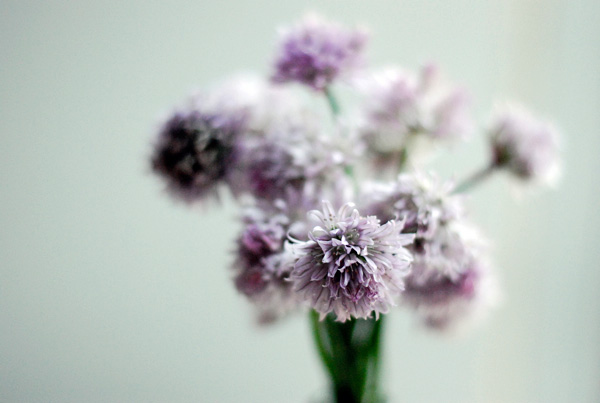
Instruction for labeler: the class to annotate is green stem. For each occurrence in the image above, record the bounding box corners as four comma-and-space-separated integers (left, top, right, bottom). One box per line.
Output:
364, 317, 385, 402
310, 311, 386, 403
324, 86, 340, 117
310, 311, 337, 383
453, 164, 496, 194
322, 86, 359, 194
396, 129, 420, 174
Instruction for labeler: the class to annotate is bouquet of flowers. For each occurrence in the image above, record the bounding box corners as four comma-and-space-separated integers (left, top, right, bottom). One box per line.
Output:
149, 14, 560, 403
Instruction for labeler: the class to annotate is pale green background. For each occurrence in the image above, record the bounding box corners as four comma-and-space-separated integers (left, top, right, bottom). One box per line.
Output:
1, 1, 599, 402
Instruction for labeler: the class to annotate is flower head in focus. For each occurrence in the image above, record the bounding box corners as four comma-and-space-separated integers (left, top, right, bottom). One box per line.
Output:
489, 105, 561, 185
151, 106, 245, 203
271, 14, 368, 91
291, 201, 413, 322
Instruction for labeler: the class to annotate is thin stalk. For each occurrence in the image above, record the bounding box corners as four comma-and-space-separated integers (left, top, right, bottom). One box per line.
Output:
396, 129, 419, 174
453, 164, 496, 194
324, 87, 340, 117
310, 311, 336, 383
322, 86, 359, 194
396, 148, 409, 174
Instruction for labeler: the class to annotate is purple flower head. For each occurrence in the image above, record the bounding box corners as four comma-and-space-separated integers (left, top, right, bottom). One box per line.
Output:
402, 256, 499, 331
489, 105, 561, 185
151, 107, 244, 203
228, 120, 348, 209
233, 200, 304, 323
410, 219, 484, 285
235, 138, 308, 204
291, 201, 413, 322
271, 14, 368, 90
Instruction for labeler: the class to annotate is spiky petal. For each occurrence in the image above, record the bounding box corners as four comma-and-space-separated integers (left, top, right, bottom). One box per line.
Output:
290, 201, 413, 322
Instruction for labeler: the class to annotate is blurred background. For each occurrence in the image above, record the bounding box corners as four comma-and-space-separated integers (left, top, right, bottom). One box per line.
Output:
1, 1, 599, 402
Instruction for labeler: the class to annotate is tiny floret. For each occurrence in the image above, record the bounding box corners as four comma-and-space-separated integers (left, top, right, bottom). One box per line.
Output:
291, 201, 413, 322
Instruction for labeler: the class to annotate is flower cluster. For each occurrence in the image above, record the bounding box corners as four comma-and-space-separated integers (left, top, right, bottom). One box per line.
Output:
150, 15, 560, 330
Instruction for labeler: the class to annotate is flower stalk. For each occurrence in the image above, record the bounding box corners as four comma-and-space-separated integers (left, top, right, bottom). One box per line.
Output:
324, 87, 341, 117
453, 164, 495, 194
310, 311, 386, 403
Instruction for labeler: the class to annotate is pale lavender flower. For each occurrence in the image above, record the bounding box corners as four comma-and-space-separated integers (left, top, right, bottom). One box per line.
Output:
272, 14, 368, 90
358, 68, 420, 156
417, 64, 472, 140
361, 172, 462, 241
151, 107, 244, 202
409, 219, 485, 289
233, 200, 305, 323
402, 256, 498, 331
359, 65, 472, 166
489, 105, 560, 184
290, 201, 413, 322
360, 172, 496, 329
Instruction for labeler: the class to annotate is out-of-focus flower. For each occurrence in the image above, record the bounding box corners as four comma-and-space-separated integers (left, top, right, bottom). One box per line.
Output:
489, 105, 561, 185
358, 65, 472, 167
151, 107, 244, 203
290, 201, 413, 322
233, 200, 305, 323
361, 172, 462, 240
203, 75, 305, 134
271, 14, 368, 91
362, 172, 473, 279
361, 172, 497, 329
359, 68, 420, 155
228, 120, 349, 209
417, 64, 472, 140
402, 256, 499, 331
